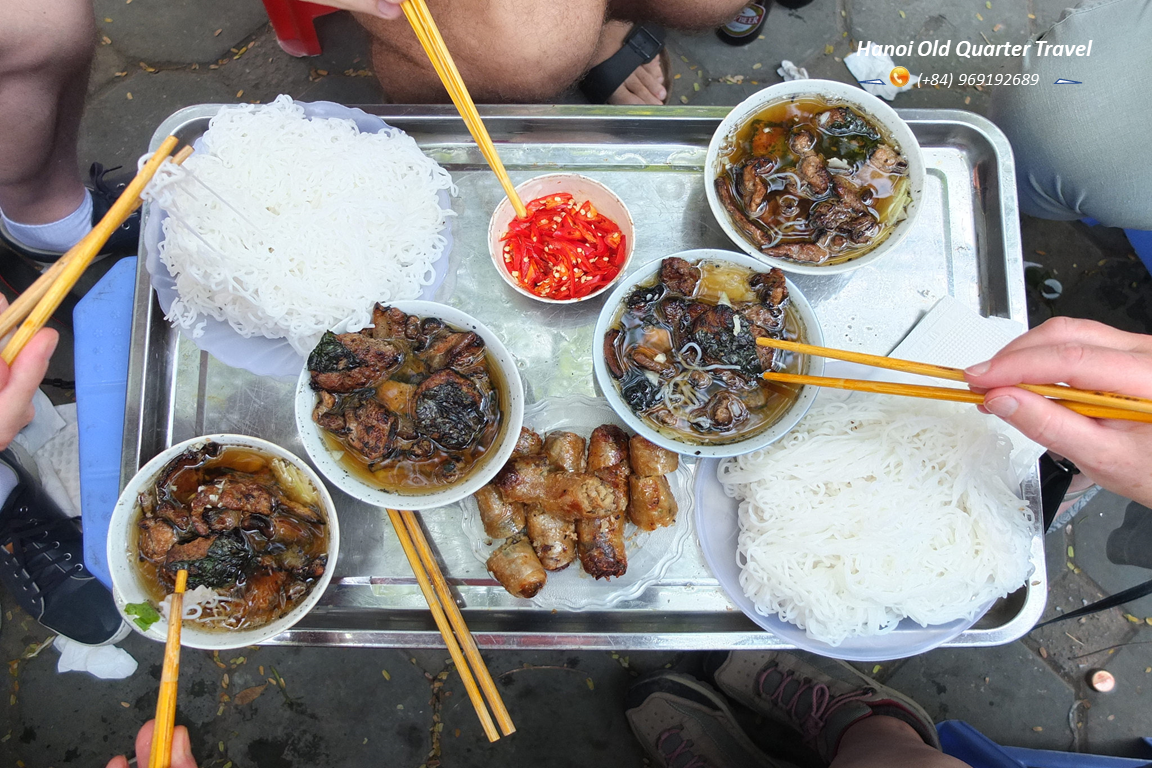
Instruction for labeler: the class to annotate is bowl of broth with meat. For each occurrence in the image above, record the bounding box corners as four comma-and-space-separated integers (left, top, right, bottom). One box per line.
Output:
108, 434, 339, 650
593, 249, 824, 459
295, 300, 525, 510
705, 79, 924, 275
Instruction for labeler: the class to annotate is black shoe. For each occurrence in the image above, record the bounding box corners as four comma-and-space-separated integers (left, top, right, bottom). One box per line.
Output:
0, 449, 128, 645
0, 162, 141, 265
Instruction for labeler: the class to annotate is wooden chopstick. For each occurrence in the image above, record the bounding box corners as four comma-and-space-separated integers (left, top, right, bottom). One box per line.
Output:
1, 135, 181, 364
399, 0, 527, 219
761, 371, 1152, 423
400, 510, 515, 737
757, 337, 1152, 418
0, 145, 194, 343
386, 508, 503, 742
149, 568, 187, 768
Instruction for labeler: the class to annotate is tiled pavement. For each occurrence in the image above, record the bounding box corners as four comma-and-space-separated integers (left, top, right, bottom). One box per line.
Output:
1, 0, 1149, 766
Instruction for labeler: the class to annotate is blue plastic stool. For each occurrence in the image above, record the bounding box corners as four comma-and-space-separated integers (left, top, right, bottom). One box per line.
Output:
1125, 229, 1152, 274
74, 256, 137, 589
938, 721, 1152, 768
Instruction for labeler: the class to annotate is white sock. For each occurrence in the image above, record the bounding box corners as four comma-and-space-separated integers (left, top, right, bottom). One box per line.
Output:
1, 190, 93, 252
0, 462, 18, 509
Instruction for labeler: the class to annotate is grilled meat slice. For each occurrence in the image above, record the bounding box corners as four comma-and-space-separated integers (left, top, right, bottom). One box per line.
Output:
690, 304, 763, 375
817, 107, 880, 140
420, 331, 486, 373
715, 177, 771, 248
788, 127, 817, 155
138, 517, 179, 562
868, 144, 907, 173
748, 268, 788, 308
761, 243, 829, 263
413, 369, 485, 450
661, 257, 702, 296
797, 154, 832, 196
604, 328, 626, 379
308, 331, 403, 393
343, 399, 398, 463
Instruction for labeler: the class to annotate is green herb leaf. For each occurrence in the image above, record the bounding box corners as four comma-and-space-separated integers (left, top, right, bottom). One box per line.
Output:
125, 602, 161, 631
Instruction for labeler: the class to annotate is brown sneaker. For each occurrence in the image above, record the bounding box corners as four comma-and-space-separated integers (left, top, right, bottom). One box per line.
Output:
625, 671, 796, 768
706, 651, 940, 762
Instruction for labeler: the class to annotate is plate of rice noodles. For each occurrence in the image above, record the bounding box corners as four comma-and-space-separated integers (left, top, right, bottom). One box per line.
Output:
142, 96, 455, 378
695, 363, 1038, 660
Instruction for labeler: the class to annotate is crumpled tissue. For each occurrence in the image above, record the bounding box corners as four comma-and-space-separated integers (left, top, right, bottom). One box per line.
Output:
55, 635, 138, 679
777, 60, 809, 81
843, 50, 920, 100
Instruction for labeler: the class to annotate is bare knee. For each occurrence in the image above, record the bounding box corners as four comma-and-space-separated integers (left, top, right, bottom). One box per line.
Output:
360, 1, 606, 103
0, 0, 96, 75
609, 0, 746, 29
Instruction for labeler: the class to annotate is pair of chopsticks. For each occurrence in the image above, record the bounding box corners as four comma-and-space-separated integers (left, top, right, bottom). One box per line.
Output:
149, 569, 188, 768
387, 508, 515, 741
399, 0, 527, 219
756, 337, 1152, 423
0, 136, 193, 364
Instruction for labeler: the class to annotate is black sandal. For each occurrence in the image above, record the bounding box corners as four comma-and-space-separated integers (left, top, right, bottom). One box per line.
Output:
579, 24, 669, 104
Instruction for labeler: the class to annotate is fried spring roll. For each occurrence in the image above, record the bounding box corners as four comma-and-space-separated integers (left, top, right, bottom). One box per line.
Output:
544, 430, 587, 473
493, 455, 551, 503
592, 464, 630, 513
512, 427, 544, 457
486, 535, 547, 598
475, 484, 526, 538
629, 435, 679, 476
576, 513, 627, 579
526, 504, 577, 571
587, 424, 630, 471
628, 474, 678, 531
540, 473, 624, 520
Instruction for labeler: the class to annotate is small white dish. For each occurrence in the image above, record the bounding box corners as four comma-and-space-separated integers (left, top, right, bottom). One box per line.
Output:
108, 434, 339, 650
704, 80, 925, 275
487, 173, 635, 304
295, 300, 525, 511
592, 249, 824, 459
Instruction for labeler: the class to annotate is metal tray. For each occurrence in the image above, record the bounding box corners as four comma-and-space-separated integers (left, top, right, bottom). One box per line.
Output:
125, 105, 1044, 649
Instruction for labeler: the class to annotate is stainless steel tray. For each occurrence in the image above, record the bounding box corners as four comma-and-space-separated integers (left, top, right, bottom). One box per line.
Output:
126, 105, 1045, 650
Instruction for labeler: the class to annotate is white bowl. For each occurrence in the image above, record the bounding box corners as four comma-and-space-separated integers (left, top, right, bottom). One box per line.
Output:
295, 300, 525, 510
704, 80, 925, 275
592, 249, 824, 459
487, 173, 635, 304
108, 434, 339, 650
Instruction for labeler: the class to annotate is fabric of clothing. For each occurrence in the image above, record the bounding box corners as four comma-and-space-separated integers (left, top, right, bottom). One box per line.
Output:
991, 0, 1152, 228
0, 190, 93, 252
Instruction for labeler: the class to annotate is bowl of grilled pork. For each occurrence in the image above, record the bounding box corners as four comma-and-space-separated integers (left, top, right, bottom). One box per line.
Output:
705, 80, 925, 275
295, 300, 525, 510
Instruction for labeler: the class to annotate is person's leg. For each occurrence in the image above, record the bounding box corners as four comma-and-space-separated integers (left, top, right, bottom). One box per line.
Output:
990, 0, 1152, 229
831, 716, 969, 768
0, 0, 94, 225
356, 0, 609, 103
608, 0, 748, 28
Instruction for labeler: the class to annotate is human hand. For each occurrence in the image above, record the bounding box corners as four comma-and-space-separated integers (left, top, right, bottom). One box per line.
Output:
0, 297, 58, 450
314, 0, 404, 19
106, 720, 198, 768
965, 317, 1152, 508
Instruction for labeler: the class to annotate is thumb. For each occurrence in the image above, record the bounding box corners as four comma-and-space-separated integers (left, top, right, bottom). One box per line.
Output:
172, 725, 198, 768
375, 0, 404, 18
982, 387, 1110, 463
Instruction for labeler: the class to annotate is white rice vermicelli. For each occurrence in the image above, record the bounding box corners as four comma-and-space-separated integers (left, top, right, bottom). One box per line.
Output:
717, 395, 1035, 646
143, 96, 454, 356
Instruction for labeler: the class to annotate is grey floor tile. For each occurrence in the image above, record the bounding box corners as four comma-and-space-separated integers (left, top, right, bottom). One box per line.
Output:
884, 642, 1077, 750
1080, 644, 1152, 758
93, 0, 271, 64
1071, 492, 1152, 617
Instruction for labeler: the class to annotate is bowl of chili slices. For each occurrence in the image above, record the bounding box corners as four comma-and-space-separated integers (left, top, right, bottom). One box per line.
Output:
488, 173, 635, 304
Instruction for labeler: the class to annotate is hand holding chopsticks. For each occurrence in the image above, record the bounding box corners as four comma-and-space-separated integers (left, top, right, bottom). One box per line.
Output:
399, 0, 526, 219
386, 509, 515, 741
756, 336, 1152, 423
